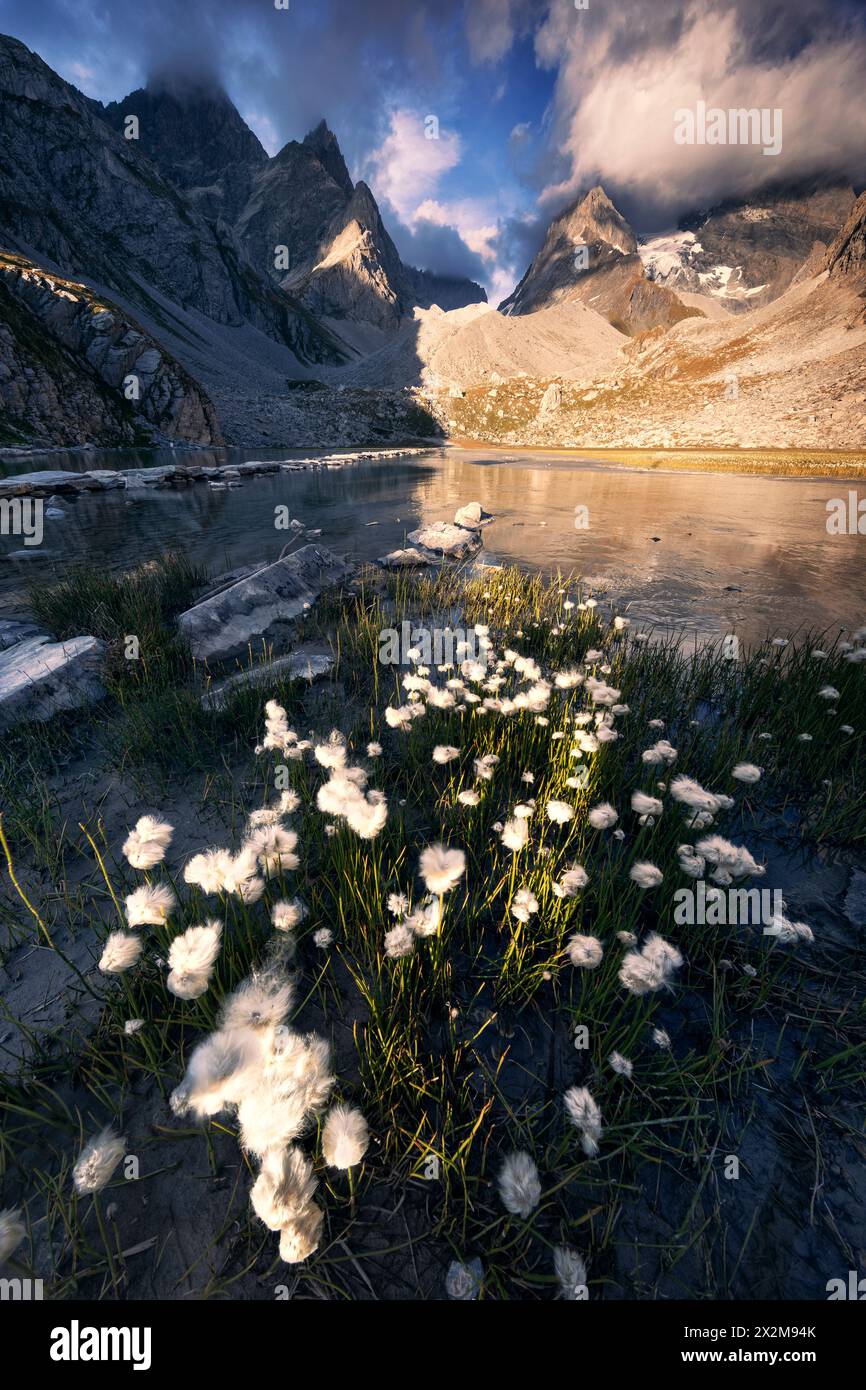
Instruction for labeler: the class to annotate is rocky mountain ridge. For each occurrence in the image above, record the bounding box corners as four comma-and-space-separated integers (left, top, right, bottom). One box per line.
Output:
500, 186, 701, 334
641, 179, 856, 311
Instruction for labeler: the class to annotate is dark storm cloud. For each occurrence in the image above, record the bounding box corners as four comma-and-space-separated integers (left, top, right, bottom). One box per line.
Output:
389, 214, 489, 283
0, 0, 464, 166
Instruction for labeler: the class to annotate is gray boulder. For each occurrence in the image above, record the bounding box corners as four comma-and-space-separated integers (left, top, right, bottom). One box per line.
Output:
538, 381, 562, 414
177, 544, 350, 665
406, 522, 482, 560
454, 501, 495, 530
201, 647, 334, 710
0, 634, 106, 730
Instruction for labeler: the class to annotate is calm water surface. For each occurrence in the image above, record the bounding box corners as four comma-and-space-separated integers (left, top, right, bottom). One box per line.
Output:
1, 445, 863, 649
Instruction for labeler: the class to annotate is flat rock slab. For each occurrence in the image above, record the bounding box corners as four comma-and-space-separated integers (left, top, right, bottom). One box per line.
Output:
0, 634, 106, 730
177, 544, 350, 665
201, 647, 335, 710
406, 522, 483, 560
378, 547, 435, 569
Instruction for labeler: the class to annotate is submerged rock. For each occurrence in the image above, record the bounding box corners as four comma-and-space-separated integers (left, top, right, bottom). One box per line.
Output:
0, 634, 106, 730
406, 522, 482, 560
177, 544, 350, 665
378, 547, 433, 569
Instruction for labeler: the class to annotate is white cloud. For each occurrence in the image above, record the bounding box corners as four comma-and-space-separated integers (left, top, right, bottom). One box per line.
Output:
465, 0, 520, 66
367, 108, 510, 294
366, 108, 462, 222
536, 1, 866, 218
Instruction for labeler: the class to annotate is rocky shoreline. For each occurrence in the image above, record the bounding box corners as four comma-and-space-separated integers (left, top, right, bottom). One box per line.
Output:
0, 445, 430, 499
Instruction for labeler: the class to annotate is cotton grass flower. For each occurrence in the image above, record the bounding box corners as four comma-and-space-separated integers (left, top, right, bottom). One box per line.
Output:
166, 921, 221, 1000
419, 844, 465, 895
125, 883, 176, 927
642, 739, 678, 766
609, 1051, 633, 1078
564, 1086, 602, 1156
546, 799, 575, 825
98, 930, 143, 974
279, 1207, 325, 1263
385, 704, 414, 732
122, 814, 173, 869
367, 741, 382, 757
457, 789, 481, 806
500, 816, 529, 852
433, 744, 460, 764
322, 1105, 369, 1169
0, 1208, 25, 1264
677, 844, 706, 878
764, 912, 814, 945
695, 834, 764, 880
631, 791, 663, 818
317, 770, 389, 840
251, 1144, 317, 1231
629, 861, 663, 889
553, 864, 589, 898
669, 774, 732, 819
313, 928, 334, 949
474, 753, 499, 781
73, 1127, 126, 1194
183, 848, 233, 894
652, 1027, 671, 1048
385, 923, 415, 958
497, 1151, 541, 1218
248, 825, 299, 876
555, 668, 583, 689
510, 887, 538, 922
619, 933, 683, 995
554, 1246, 588, 1299
588, 802, 618, 829
272, 898, 307, 931
221, 847, 266, 902
566, 934, 603, 968
406, 897, 441, 937
314, 730, 348, 768
251, 1145, 325, 1263
732, 763, 762, 783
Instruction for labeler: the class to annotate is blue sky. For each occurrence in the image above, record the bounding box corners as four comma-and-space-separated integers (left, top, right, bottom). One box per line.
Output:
1, 0, 864, 303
